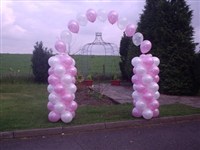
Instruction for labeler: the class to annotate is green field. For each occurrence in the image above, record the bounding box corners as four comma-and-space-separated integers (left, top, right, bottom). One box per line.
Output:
0, 54, 121, 79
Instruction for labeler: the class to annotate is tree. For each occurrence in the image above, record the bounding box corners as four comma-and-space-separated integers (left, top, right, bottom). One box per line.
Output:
119, 32, 133, 80
31, 41, 53, 83
134, 0, 197, 95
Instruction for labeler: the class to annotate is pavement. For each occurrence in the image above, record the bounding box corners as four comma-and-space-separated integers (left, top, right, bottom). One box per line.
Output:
1, 119, 200, 150
1, 83, 200, 143
93, 83, 200, 108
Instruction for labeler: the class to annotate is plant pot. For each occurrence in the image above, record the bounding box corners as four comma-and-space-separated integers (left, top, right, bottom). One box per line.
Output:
84, 80, 93, 86
111, 80, 121, 86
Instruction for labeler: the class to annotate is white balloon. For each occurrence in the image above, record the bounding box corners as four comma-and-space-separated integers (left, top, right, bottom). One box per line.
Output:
61, 74, 73, 84
132, 91, 140, 101
54, 102, 66, 114
54, 65, 66, 77
136, 101, 146, 111
48, 56, 59, 67
60, 30, 72, 44
153, 57, 160, 66
76, 13, 88, 26
142, 74, 153, 84
132, 32, 144, 46
67, 83, 77, 93
154, 91, 160, 99
47, 84, 54, 93
131, 57, 141, 66
97, 9, 107, 22
135, 66, 146, 75
142, 109, 153, 119
117, 17, 128, 30
61, 111, 73, 123
48, 93, 59, 104
149, 82, 159, 92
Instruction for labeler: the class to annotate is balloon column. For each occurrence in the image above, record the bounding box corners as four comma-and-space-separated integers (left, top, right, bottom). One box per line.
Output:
47, 40, 78, 123
131, 36, 160, 120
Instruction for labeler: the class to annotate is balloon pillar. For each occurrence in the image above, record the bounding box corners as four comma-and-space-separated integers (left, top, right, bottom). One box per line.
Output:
131, 39, 160, 120
47, 41, 78, 123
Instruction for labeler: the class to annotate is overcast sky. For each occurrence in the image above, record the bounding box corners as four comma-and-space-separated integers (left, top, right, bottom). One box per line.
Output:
1, 0, 200, 54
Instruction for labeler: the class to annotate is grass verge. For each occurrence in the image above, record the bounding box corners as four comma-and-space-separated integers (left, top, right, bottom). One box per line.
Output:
0, 83, 200, 132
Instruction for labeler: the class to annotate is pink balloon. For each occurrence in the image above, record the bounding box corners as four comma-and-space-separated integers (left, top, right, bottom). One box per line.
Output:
48, 67, 54, 75
143, 92, 154, 101
153, 109, 159, 117
140, 40, 152, 54
142, 56, 154, 67
48, 111, 60, 122
55, 40, 67, 53
61, 93, 74, 103
133, 84, 146, 93
68, 67, 77, 76
153, 75, 160, 83
68, 20, 79, 33
150, 100, 160, 110
58, 55, 73, 67
132, 108, 142, 117
48, 75, 59, 85
131, 75, 140, 84
125, 24, 136, 37
86, 9, 97, 23
47, 102, 54, 111
108, 10, 118, 25
150, 66, 160, 76
54, 84, 65, 94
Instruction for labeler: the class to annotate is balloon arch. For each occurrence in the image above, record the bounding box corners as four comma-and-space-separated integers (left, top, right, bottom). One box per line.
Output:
47, 9, 160, 123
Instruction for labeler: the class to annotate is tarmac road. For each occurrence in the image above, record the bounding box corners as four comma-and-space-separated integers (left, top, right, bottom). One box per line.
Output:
1, 120, 200, 150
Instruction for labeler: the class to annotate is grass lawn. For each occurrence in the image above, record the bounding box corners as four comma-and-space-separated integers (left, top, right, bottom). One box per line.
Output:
0, 83, 200, 132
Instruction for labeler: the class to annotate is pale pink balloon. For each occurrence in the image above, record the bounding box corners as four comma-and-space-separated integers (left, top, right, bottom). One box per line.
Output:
86, 9, 97, 23
140, 40, 152, 54
132, 108, 142, 117
47, 102, 54, 111
125, 24, 136, 37
69, 101, 78, 111
48, 75, 59, 85
55, 40, 67, 53
47, 84, 54, 93
48, 111, 60, 122
135, 101, 146, 111
153, 109, 159, 117
68, 20, 79, 33
107, 10, 118, 25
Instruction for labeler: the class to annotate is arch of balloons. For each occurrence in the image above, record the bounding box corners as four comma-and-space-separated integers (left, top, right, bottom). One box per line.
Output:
47, 9, 160, 123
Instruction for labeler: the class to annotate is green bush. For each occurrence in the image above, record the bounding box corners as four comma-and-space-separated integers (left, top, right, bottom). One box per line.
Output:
31, 41, 53, 83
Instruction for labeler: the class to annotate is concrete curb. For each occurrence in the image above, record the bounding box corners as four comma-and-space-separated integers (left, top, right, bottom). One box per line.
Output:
1, 114, 200, 140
